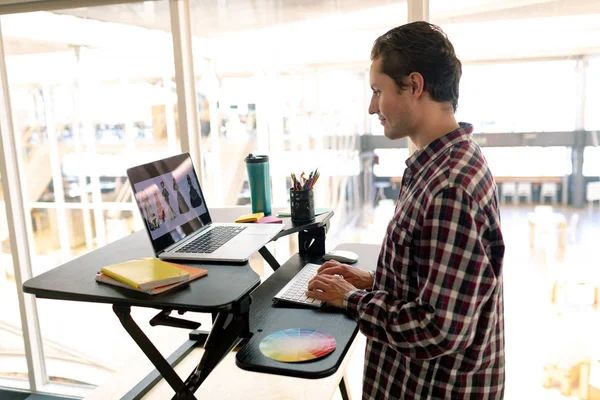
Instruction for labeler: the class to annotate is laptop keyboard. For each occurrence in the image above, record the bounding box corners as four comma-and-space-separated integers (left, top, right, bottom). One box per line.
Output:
176, 226, 246, 254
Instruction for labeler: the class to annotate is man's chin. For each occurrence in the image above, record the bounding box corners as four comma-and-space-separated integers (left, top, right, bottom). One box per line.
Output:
384, 129, 406, 141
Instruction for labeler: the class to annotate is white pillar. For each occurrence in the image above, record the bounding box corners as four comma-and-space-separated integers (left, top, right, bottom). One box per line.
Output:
170, 0, 202, 178
120, 77, 136, 154
0, 18, 47, 391
71, 45, 94, 250
162, 73, 178, 154
206, 59, 223, 205
407, 0, 429, 23
254, 69, 271, 155
78, 47, 107, 247
406, 0, 429, 155
41, 83, 71, 260
572, 58, 588, 208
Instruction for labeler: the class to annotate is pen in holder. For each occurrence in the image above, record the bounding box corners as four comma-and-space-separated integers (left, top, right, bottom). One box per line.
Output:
290, 189, 315, 222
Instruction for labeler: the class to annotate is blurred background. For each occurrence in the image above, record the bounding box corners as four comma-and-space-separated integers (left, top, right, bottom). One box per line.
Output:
0, 0, 599, 399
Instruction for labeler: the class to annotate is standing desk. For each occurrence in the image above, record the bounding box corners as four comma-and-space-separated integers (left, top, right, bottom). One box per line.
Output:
87, 242, 379, 400
22, 208, 377, 399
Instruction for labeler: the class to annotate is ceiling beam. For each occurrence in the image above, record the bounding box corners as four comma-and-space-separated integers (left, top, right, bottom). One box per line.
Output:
0, 0, 149, 15
434, 0, 600, 24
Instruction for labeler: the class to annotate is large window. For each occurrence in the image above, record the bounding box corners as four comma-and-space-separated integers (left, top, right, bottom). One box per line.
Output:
1, 1, 180, 391
0, 1, 405, 394
0, 188, 26, 389
2, 1, 600, 398
482, 146, 573, 177
190, 0, 404, 231
585, 57, 600, 131
584, 147, 600, 177
457, 61, 578, 133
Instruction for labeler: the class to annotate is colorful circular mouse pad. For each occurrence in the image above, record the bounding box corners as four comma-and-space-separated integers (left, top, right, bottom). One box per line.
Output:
259, 328, 336, 363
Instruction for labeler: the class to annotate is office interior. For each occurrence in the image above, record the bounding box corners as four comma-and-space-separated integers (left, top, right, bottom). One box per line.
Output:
0, 0, 599, 399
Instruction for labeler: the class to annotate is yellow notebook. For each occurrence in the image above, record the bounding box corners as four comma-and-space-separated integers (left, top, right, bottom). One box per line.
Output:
101, 257, 190, 291
96, 264, 208, 295
235, 212, 264, 223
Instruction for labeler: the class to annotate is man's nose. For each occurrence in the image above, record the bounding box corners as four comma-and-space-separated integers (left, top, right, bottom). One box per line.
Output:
368, 97, 378, 115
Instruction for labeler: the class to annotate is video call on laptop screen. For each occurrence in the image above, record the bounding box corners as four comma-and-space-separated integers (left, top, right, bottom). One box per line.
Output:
128, 154, 210, 252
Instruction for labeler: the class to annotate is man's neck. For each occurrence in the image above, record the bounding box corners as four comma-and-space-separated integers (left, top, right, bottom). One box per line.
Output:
410, 106, 459, 150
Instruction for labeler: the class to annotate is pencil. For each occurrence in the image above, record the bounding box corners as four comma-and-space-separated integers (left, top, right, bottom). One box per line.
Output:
312, 172, 320, 188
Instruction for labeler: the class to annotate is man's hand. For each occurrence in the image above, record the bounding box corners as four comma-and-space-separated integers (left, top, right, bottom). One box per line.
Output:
317, 261, 374, 290
306, 274, 357, 308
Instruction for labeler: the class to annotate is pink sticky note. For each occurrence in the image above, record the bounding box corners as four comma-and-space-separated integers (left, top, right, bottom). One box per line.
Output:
257, 215, 283, 224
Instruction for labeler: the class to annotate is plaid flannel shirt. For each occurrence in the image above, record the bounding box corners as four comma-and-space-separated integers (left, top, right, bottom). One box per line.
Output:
345, 123, 505, 399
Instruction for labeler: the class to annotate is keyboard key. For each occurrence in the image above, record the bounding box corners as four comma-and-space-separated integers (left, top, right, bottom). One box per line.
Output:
177, 226, 246, 254
272, 263, 323, 308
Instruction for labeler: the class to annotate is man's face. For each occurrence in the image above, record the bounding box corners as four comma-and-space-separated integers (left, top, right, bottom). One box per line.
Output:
368, 57, 414, 140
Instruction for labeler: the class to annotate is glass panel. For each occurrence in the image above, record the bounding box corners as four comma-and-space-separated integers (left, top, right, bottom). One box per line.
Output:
373, 148, 409, 178
584, 147, 600, 177
586, 58, 600, 131
2, 1, 178, 391
482, 147, 572, 178
0, 185, 28, 387
456, 62, 578, 133
103, 209, 135, 245
30, 207, 61, 275
428, 6, 600, 400
432, 3, 584, 134
191, 1, 404, 209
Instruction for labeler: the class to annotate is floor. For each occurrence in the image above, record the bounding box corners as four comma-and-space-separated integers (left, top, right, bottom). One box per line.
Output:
1, 202, 599, 399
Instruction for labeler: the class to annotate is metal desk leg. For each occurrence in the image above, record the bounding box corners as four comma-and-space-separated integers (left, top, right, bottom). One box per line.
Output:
258, 245, 281, 271
183, 296, 252, 395
113, 305, 196, 400
115, 299, 251, 400
188, 312, 218, 342
339, 375, 352, 400
122, 339, 199, 400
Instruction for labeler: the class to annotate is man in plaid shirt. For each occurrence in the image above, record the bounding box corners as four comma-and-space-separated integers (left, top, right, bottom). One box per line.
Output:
307, 22, 505, 399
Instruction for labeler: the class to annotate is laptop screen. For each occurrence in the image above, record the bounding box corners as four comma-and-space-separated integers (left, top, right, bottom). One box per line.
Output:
127, 153, 211, 254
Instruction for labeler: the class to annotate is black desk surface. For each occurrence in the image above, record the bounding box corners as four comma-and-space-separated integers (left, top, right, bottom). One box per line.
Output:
21, 207, 376, 381
22, 208, 335, 313
22, 230, 261, 312
236, 242, 380, 379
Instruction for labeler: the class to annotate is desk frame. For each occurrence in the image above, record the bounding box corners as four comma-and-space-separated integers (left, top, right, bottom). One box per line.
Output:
115, 217, 350, 400
114, 294, 252, 400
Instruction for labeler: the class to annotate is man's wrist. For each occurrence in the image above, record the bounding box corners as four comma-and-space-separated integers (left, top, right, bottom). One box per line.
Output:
368, 270, 375, 281
366, 270, 375, 289
343, 289, 367, 312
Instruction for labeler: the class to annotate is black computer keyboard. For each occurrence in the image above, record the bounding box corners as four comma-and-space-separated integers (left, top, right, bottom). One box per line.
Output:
176, 226, 246, 254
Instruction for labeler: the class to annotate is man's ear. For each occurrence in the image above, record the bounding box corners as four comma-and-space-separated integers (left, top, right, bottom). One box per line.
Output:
408, 72, 424, 97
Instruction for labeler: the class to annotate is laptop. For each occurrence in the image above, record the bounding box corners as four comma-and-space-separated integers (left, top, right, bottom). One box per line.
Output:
127, 153, 283, 262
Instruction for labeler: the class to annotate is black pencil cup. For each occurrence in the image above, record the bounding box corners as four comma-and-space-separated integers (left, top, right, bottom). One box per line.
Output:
290, 189, 315, 222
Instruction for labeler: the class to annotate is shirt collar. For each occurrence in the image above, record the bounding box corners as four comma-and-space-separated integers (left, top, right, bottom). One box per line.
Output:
405, 122, 473, 176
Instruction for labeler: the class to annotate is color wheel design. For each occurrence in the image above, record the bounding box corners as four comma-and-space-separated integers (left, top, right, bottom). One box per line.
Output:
259, 328, 336, 363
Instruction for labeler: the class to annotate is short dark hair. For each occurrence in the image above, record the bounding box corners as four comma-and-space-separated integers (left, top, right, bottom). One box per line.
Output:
371, 21, 462, 112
